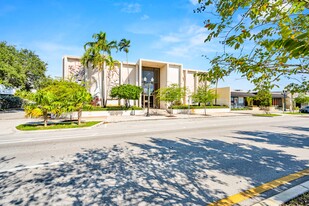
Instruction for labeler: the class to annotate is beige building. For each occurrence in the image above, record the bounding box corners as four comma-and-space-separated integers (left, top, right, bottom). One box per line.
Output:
62, 56, 230, 109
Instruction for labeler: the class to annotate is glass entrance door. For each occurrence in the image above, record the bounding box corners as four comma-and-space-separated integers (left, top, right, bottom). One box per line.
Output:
142, 67, 160, 108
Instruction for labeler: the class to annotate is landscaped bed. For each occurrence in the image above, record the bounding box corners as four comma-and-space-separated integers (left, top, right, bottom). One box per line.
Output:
16, 121, 101, 131
171, 105, 229, 109
83, 106, 143, 111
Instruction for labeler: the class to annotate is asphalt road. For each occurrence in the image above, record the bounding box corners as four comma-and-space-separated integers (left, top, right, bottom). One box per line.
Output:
0, 115, 308, 205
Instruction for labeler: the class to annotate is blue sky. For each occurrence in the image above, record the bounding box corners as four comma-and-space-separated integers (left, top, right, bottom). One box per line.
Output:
0, 0, 292, 90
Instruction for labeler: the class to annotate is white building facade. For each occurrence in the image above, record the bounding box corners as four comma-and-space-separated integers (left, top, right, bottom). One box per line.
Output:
62, 56, 230, 109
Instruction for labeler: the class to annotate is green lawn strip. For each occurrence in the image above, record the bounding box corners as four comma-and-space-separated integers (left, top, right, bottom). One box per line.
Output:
16, 121, 101, 131
284, 112, 308, 115
83, 106, 143, 111
252, 114, 282, 117
282, 192, 309, 206
171, 105, 229, 109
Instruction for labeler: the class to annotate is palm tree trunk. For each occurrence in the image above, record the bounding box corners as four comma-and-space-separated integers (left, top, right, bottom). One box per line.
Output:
78, 109, 82, 125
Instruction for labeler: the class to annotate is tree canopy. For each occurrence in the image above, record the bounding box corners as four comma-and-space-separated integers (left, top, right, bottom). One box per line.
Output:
195, 0, 309, 90
18, 80, 92, 126
0, 42, 47, 91
156, 84, 186, 108
110, 84, 142, 108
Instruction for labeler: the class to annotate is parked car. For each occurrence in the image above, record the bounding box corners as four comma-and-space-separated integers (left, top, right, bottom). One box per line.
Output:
300, 106, 309, 113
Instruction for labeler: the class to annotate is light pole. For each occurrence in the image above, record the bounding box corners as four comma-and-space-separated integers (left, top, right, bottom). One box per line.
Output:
282, 89, 287, 112
143, 77, 154, 117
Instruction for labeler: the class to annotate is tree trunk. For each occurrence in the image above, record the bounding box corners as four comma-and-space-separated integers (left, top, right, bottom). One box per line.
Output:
78, 109, 82, 125
215, 80, 218, 105
43, 111, 48, 127
204, 105, 207, 116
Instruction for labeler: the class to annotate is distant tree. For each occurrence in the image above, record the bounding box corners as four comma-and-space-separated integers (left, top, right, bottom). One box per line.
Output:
295, 94, 309, 106
110, 84, 143, 108
246, 96, 254, 107
255, 89, 272, 114
191, 85, 216, 115
156, 84, 186, 114
0, 42, 47, 91
207, 56, 231, 105
118, 39, 130, 63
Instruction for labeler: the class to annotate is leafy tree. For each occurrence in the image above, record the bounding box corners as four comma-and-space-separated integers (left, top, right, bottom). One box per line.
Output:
23, 90, 60, 127
191, 85, 216, 115
195, 0, 309, 90
18, 80, 92, 126
295, 94, 309, 105
118, 38, 131, 63
0, 42, 47, 91
43, 80, 92, 125
110, 84, 143, 108
246, 96, 254, 107
155, 84, 186, 114
255, 89, 272, 113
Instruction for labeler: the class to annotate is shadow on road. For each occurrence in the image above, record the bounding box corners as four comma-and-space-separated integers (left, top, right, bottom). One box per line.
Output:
233, 130, 309, 149
0, 129, 308, 205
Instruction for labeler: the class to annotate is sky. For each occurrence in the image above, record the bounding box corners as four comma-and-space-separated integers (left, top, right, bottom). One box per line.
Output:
0, 0, 293, 91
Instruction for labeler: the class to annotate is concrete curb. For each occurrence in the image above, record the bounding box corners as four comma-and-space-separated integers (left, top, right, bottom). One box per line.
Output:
253, 180, 309, 206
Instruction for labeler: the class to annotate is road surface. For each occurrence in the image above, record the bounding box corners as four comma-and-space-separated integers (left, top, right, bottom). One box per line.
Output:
0, 115, 308, 205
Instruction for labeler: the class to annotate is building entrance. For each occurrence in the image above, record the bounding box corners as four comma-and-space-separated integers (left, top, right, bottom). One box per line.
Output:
142, 67, 160, 109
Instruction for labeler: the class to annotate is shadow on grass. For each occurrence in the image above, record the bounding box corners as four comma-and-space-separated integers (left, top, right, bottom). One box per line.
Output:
0, 131, 308, 205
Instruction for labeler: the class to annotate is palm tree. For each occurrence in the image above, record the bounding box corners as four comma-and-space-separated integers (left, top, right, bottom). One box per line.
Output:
118, 38, 130, 63
81, 31, 119, 107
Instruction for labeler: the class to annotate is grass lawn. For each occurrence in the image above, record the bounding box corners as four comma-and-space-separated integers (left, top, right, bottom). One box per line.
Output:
284, 112, 308, 115
252, 114, 282, 117
16, 121, 101, 131
283, 192, 308, 206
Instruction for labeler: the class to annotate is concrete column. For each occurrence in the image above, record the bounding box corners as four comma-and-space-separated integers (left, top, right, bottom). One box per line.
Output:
183, 69, 188, 104
119, 62, 122, 106
62, 56, 67, 79
138, 60, 142, 107
194, 71, 198, 93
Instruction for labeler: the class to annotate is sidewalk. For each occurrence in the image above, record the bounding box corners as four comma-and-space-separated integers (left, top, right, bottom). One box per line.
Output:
81, 111, 254, 123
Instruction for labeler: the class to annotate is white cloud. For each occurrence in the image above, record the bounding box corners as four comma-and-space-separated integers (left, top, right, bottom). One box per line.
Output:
121, 3, 141, 13
154, 24, 219, 58
141, 14, 149, 20
189, 0, 199, 5
160, 34, 181, 43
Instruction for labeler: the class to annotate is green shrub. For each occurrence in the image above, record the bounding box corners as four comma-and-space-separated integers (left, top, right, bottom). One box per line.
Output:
0, 95, 23, 110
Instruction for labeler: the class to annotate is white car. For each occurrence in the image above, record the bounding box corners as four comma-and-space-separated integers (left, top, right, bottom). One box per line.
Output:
300, 106, 309, 113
